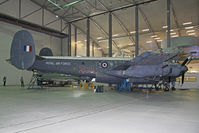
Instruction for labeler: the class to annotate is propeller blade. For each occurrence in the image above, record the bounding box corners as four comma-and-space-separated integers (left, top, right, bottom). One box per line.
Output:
181, 58, 189, 66
162, 64, 168, 68
186, 59, 192, 65
182, 72, 185, 84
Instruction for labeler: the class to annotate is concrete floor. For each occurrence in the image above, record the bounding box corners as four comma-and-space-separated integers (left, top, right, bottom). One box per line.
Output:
0, 86, 199, 133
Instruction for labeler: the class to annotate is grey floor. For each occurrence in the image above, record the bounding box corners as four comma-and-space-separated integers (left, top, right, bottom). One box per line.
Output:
0, 86, 199, 133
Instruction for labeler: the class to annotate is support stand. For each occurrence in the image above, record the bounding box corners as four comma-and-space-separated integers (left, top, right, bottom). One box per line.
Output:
118, 79, 132, 92
27, 72, 41, 89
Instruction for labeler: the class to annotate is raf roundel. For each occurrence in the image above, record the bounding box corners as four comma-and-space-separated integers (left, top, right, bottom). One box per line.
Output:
101, 62, 108, 68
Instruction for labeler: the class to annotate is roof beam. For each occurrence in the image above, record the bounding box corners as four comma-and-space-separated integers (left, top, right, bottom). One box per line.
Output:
0, 13, 67, 38
68, 0, 158, 23
124, 0, 160, 49
62, 0, 120, 50
91, 18, 119, 50
98, 0, 135, 44
21, 8, 42, 19
71, 23, 105, 55
170, 1, 181, 36
0, 0, 9, 6
30, 0, 104, 54
84, 0, 106, 12
134, 0, 159, 49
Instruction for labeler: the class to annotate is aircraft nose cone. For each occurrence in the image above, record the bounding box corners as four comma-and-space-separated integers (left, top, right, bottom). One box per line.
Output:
181, 66, 188, 72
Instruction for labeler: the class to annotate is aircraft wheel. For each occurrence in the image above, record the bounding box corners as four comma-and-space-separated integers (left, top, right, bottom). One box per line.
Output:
172, 87, 176, 91
163, 82, 170, 91
164, 88, 169, 91
163, 86, 169, 91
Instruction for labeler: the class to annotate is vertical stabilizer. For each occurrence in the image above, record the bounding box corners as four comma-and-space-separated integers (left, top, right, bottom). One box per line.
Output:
10, 30, 35, 70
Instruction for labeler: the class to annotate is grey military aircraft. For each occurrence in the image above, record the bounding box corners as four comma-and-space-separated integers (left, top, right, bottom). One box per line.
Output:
10, 30, 189, 90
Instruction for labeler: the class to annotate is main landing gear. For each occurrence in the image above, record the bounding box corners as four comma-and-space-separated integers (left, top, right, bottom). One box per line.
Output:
155, 81, 176, 91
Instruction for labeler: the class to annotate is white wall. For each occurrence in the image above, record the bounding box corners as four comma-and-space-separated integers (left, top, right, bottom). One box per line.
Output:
0, 21, 62, 85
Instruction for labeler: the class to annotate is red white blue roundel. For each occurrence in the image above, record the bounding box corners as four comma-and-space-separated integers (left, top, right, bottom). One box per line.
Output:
101, 62, 108, 68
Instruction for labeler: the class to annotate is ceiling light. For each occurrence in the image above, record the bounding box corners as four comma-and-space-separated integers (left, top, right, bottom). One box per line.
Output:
186, 30, 195, 33
162, 25, 168, 28
146, 41, 152, 43
190, 70, 197, 73
171, 35, 179, 38
48, 0, 83, 10
98, 39, 108, 42
130, 31, 136, 34
157, 40, 162, 42
166, 29, 174, 32
183, 22, 192, 25
151, 35, 158, 38
188, 33, 196, 36
185, 26, 194, 30
97, 37, 103, 39
112, 38, 120, 40
142, 29, 150, 32
113, 34, 119, 37
170, 32, 176, 35
154, 37, 160, 40
55, 15, 59, 18
76, 41, 82, 43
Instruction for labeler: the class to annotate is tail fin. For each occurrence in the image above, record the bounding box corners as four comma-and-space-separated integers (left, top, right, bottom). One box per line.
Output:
10, 30, 35, 70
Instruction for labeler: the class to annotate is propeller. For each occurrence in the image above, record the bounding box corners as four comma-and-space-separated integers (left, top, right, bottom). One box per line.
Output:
168, 76, 171, 83
180, 57, 191, 84
182, 72, 185, 84
181, 58, 189, 66
186, 59, 192, 65
181, 56, 192, 66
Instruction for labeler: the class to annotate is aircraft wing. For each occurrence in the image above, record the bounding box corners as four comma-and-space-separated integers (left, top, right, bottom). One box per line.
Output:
112, 51, 178, 70
134, 52, 178, 65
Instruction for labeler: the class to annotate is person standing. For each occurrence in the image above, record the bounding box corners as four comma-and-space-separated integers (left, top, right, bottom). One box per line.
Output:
3, 76, 6, 86
20, 76, 24, 87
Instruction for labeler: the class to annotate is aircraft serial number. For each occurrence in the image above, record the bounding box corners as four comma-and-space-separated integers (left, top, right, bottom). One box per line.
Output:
79, 65, 95, 74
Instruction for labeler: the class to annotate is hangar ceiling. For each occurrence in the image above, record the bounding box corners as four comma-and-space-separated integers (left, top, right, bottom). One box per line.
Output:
0, 0, 199, 57
30, 0, 199, 56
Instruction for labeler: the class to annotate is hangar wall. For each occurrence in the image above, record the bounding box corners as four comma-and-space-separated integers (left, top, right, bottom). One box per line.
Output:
0, 0, 65, 32
0, 21, 62, 85
0, 0, 102, 57
0, 0, 102, 85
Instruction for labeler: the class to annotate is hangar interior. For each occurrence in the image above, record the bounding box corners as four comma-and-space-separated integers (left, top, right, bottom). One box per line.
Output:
0, 0, 199, 133
0, 0, 199, 85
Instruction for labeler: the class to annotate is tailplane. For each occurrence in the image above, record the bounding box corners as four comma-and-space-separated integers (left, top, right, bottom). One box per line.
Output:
10, 30, 36, 70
